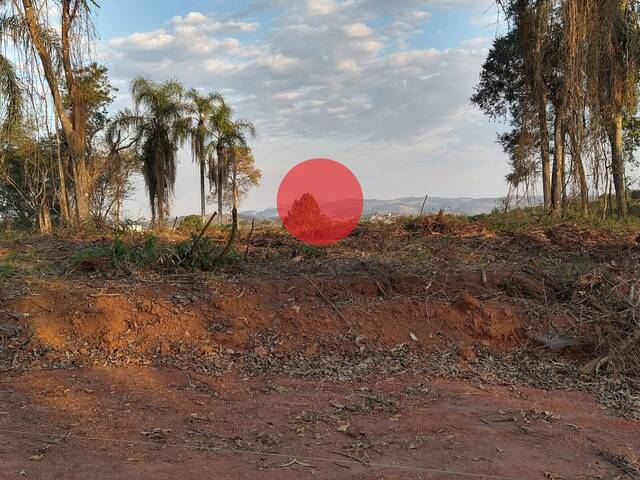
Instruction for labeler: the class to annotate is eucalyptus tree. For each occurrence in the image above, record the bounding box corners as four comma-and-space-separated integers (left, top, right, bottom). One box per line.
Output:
185, 89, 223, 220
472, 31, 538, 197
586, 0, 640, 217
486, 0, 640, 218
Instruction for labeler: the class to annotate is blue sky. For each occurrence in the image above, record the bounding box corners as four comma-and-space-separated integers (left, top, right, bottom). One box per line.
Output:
94, 0, 507, 218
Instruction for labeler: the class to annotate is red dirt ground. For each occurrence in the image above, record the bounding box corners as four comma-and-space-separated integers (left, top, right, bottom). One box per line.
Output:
1, 367, 638, 480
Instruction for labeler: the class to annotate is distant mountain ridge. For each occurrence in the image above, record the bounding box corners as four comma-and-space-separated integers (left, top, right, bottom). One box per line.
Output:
241, 196, 509, 219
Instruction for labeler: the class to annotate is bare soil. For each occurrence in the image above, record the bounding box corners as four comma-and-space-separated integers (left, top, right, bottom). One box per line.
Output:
1, 367, 638, 480
1, 217, 639, 479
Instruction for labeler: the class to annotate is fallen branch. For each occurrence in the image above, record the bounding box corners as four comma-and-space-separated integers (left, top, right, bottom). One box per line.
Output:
303, 274, 352, 329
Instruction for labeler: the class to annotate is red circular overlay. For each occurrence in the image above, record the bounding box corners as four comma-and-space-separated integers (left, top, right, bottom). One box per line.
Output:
277, 158, 363, 246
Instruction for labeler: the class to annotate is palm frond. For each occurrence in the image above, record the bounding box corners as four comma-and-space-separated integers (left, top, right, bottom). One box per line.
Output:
0, 53, 23, 140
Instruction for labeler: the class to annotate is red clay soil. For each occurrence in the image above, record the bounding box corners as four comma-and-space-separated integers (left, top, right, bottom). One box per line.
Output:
0, 367, 638, 480
2, 229, 640, 479
1, 271, 533, 363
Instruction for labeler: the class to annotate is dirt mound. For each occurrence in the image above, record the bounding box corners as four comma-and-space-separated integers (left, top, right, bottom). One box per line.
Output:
513, 222, 637, 248
0, 272, 535, 370
404, 211, 490, 237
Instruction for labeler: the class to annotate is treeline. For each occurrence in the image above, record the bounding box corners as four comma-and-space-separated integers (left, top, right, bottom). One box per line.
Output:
0, 0, 259, 233
472, 0, 640, 218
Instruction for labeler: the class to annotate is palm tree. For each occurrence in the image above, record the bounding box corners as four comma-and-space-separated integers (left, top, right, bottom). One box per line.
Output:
112, 77, 188, 226
185, 89, 223, 220
208, 103, 256, 223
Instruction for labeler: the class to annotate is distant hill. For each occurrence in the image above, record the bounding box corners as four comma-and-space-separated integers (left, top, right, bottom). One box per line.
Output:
241, 196, 511, 219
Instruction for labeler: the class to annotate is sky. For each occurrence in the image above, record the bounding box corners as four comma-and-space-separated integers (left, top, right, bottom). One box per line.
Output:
93, 0, 507, 218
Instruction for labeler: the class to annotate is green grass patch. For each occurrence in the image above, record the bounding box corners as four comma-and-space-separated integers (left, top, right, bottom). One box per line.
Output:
0, 252, 22, 279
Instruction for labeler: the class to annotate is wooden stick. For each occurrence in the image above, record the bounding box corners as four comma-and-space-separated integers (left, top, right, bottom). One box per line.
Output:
245, 217, 255, 260
196, 212, 218, 241
303, 274, 352, 328
419, 194, 429, 216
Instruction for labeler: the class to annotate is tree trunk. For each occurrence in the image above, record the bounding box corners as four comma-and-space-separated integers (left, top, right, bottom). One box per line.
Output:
200, 160, 206, 220
575, 152, 590, 216
538, 92, 552, 212
217, 177, 223, 225
55, 119, 71, 225
38, 200, 52, 234
610, 112, 627, 218
551, 113, 564, 217
114, 183, 121, 226
157, 199, 165, 227
71, 144, 91, 223
215, 160, 238, 262
216, 147, 224, 225
532, 0, 552, 212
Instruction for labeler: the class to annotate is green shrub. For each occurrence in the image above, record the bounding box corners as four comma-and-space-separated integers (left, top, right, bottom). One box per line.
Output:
0, 260, 18, 280
178, 215, 204, 235
68, 245, 112, 268
296, 244, 323, 257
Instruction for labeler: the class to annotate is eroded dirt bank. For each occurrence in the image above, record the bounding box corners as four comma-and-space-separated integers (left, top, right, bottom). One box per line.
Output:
1, 219, 640, 478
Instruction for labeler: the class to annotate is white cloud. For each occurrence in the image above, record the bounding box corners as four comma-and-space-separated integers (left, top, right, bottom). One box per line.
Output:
343, 22, 373, 38
172, 12, 259, 33
306, 0, 342, 16
274, 90, 303, 100
110, 29, 173, 50
406, 10, 432, 21
102, 2, 507, 216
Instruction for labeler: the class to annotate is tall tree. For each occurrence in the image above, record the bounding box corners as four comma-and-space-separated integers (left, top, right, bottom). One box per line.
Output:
213, 130, 256, 261
487, 0, 640, 218
185, 89, 223, 220
519, 0, 554, 211
123, 77, 188, 225
15, 0, 98, 224
588, 0, 640, 217
208, 103, 256, 223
